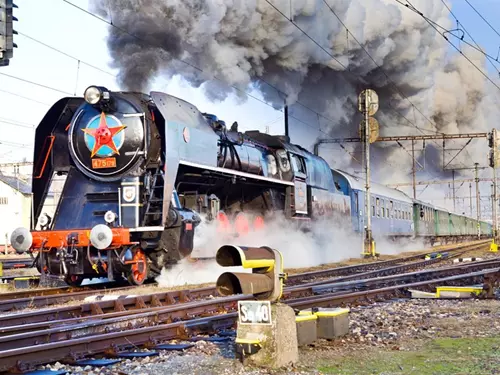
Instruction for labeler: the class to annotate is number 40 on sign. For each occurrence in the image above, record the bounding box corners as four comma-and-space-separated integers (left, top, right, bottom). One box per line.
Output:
238, 300, 272, 325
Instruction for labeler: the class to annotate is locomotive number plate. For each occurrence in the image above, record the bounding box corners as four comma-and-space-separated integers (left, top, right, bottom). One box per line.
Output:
238, 301, 272, 325
92, 157, 117, 169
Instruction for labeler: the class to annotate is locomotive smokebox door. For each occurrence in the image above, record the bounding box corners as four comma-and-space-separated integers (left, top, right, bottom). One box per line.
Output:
121, 176, 142, 228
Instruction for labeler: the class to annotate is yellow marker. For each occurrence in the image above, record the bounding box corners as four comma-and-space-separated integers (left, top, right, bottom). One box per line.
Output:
490, 240, 498, 253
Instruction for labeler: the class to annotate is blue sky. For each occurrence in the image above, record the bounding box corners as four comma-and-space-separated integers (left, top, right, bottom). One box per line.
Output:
0, 0, 499, 170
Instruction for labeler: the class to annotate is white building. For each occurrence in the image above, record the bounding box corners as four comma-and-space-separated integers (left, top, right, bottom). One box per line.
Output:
0, 173, 32, 252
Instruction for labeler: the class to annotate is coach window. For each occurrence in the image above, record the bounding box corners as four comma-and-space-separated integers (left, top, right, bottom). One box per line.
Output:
381, 200, 385, 218
376, 198, 380, 217
390, 201, 393, 218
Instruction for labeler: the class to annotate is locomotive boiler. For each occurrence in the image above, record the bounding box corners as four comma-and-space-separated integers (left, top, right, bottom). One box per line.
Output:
10, 86, 350, 285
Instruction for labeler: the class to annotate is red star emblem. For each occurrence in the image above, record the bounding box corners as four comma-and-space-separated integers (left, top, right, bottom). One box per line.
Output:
82, 112, 126, 157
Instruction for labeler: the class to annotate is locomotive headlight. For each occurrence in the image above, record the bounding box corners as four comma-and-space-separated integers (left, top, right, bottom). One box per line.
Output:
104, 210, 116, 224
84, 86, 102, 104
84, 86, 110, 105
10, 227, 33, 254
89, 224, 113, 250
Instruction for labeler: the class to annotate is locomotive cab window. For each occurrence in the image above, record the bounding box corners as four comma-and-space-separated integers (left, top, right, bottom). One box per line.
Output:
290, 154, 306, 175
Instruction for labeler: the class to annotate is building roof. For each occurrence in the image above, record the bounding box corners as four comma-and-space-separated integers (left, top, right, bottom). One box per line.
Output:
334, 169, 414, 204
0, 174, 32, 195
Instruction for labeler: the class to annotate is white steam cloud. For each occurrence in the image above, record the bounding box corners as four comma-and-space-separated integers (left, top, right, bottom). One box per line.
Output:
155, 213, 426, 287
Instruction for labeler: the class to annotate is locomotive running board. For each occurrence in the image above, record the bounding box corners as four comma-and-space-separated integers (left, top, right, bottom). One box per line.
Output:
178, 160, 294, 186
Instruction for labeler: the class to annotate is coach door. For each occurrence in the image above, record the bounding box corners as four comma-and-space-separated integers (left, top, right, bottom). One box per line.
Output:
289, 152, 308, 215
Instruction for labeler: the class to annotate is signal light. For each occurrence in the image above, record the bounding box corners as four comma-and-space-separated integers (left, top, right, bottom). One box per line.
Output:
0, 0, 18, 67
215, 245, 285, 302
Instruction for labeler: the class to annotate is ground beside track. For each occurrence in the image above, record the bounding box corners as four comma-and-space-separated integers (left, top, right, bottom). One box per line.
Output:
36, 299, 500, 375
25, 243, 500, 375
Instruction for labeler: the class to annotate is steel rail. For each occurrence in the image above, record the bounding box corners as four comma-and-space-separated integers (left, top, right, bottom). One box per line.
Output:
2, 255, 496, 337
0, 241, 488, 328
0, 240, 485, 312
285, 240, 489, 284
1, 256, 497, 351
0, 265, 498, 372
286, 242, 489, 290
0, 283, 139, 302
0, 287, 217, 326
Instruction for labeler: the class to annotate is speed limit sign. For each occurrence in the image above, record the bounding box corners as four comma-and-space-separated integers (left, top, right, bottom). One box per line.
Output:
238, 301, 272, 325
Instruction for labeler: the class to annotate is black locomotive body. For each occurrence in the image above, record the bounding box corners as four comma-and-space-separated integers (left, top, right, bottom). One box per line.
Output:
10, 86, 350, 285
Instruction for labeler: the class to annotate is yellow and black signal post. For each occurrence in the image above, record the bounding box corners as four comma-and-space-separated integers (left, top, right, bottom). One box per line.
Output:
215, 245, 285, 302
215, 245, 296, 366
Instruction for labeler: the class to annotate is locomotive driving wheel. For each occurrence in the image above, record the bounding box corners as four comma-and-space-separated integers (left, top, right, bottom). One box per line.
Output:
126, 248, 148, 286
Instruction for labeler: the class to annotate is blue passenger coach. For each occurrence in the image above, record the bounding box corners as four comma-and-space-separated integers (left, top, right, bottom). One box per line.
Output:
331, 170, 414, 237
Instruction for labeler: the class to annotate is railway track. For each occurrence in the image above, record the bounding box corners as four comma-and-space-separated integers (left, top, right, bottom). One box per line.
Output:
0, 241, 496, 372
0, 263, 497, 372
0, 240, 487, 313
0, 243, 492, 371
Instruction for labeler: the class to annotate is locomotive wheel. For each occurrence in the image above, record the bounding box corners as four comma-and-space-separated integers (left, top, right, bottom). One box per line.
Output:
65, 274, 84, 287
126, 248, 148, 286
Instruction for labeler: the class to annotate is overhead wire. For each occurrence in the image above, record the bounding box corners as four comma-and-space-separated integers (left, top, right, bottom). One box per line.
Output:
18, 32, 117, 78
396, 0, 500, 92
0, 89, 51, 106
392, 0, 500, 175
320, 0, 466, 177
438, 0, 499, 74
5, 0, 479, 185
59, 0, 341, 138
0, 72, 73, 95
463, 0, 500, 40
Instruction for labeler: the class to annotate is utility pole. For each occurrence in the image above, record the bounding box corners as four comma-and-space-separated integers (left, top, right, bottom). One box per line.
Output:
452, 169, 456, 212
469, 183, 473, 217
488, 129, 499, 239
475, 162, 481, 238
358, 89, 379, 258
284, 100, 289, 137
411, 139, 416, 199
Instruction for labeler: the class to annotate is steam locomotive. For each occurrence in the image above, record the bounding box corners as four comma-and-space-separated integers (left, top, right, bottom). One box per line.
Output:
10, 86, 350, 286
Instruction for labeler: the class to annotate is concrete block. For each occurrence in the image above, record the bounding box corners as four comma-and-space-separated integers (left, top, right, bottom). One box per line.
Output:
315, 307, 350, 339
295, 314, 317, 346
236, 302, 298, 368
436, 286, 483, 298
